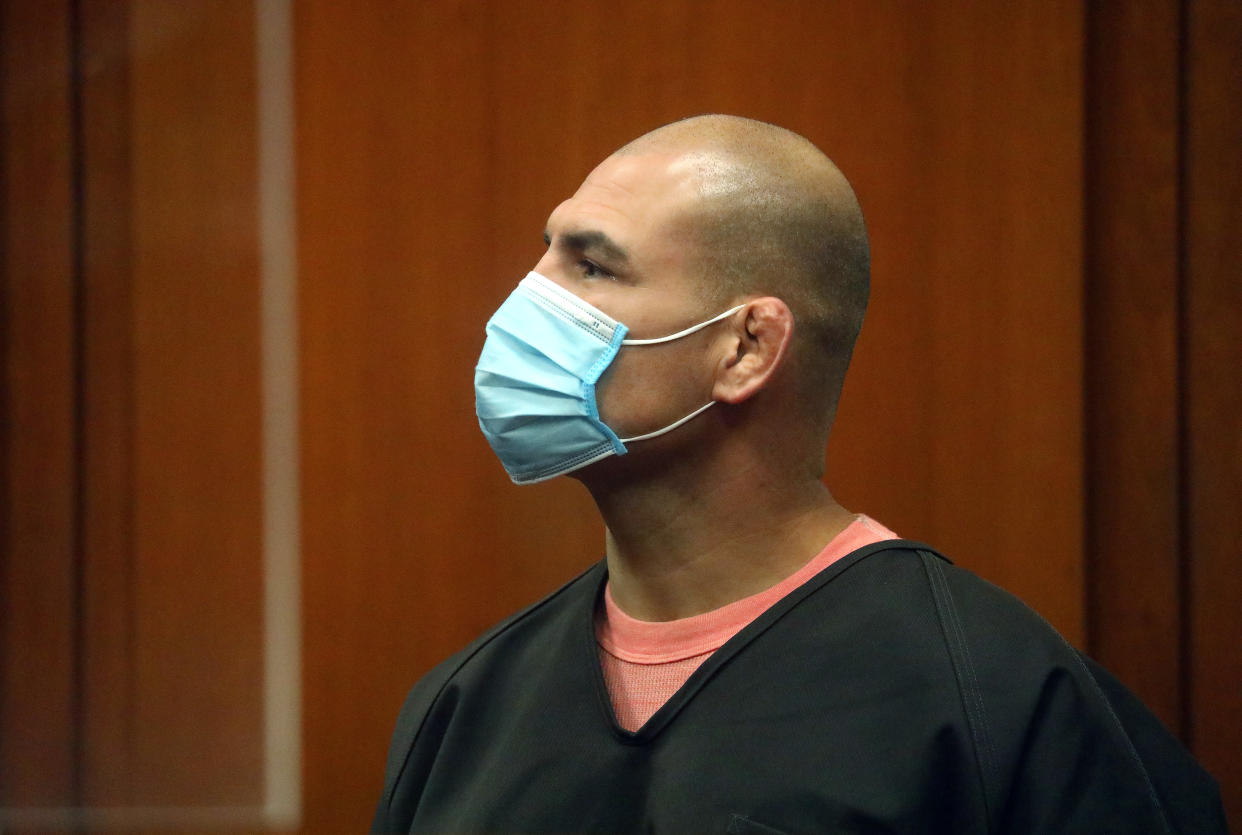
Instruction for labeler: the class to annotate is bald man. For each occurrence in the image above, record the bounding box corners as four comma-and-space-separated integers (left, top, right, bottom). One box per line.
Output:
372, 117, 1224, 834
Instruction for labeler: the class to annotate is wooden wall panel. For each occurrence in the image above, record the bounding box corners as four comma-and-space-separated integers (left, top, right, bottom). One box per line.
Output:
297, 2, 1086, 830
4, 0, 269, 820
1185, 1, 1242, 825
1083, 2, 1241, 823
124, 0, 265, 807
1083, 1, 1183, 732
78, 0, 136, 807
0, 0, 79, 809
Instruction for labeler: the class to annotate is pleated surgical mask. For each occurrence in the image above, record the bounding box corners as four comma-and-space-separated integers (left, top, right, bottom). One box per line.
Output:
474, 271, 743, 484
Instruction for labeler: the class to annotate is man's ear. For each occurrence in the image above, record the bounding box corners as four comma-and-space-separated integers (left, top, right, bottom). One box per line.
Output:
713, 297, 793, 405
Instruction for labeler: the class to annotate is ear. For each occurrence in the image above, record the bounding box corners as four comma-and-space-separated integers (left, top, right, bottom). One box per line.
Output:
713, 297, 794, 405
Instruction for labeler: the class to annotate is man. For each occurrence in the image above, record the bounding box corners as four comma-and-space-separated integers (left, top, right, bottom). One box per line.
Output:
372, 116, 1224, 833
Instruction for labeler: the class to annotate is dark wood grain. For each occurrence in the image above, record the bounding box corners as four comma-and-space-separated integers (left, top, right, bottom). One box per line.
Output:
77, 0, 135, 808
1083, 0, 1183, 733
0, 0, 79, 809
1184, 1, 1242, 826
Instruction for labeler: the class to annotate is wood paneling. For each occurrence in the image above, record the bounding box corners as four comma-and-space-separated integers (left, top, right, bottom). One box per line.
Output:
297, 2, 1086, 830
78, 0, 136, 807
1185, 1, 1242, 825
1083, 1, 1183, 732
2, 0, 268, 821
124, 0, 264, 807
0, 0, 79, 809
1084, 2, 1241, 826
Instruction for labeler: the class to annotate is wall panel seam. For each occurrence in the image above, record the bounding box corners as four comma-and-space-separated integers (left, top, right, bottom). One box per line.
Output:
1173, 0, 1192, 749
67, 0, 86, 809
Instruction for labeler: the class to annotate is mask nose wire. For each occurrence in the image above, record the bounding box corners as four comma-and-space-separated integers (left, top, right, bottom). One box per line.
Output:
619, 304, 746, 345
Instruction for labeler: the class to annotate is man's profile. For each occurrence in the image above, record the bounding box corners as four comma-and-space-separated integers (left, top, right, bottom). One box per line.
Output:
372, 115, 1224, 834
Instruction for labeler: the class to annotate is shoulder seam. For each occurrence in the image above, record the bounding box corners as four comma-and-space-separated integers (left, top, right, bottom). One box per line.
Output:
920, 550, 997, 833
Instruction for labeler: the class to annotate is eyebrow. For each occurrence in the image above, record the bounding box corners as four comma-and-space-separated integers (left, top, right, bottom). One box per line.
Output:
543, 228, 631, 266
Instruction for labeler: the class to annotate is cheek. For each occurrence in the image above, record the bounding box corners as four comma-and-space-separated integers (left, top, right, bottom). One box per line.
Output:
594, 345, 710, 437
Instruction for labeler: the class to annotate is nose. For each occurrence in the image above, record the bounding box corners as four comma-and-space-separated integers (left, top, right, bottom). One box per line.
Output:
532, 251, 555, 277
530, 252, 574, 293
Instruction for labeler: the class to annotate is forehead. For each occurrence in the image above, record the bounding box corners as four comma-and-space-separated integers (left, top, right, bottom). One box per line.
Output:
546, 152, 705, 268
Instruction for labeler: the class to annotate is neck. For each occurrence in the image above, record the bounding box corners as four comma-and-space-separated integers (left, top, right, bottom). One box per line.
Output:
585, 447, 853, 621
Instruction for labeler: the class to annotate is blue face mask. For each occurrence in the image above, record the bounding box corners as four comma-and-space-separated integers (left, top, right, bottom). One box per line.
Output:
474, 271, 744, 484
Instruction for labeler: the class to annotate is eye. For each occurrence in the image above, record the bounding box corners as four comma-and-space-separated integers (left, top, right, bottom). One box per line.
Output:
579, 260, 611, 279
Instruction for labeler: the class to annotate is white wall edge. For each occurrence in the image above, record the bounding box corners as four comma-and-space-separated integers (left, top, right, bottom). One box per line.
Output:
256, 0, 302, 828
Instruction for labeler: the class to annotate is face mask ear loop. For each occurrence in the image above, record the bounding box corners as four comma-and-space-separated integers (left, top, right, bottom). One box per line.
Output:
619, 401, 717, 444
620, 304, 745, 345
614, 304, 743, 444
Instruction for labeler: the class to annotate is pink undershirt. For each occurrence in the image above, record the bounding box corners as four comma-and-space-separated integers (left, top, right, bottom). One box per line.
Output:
595, 515, 899, 732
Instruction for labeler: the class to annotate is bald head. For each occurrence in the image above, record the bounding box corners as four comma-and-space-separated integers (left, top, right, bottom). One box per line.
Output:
614, 115, 870, 437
